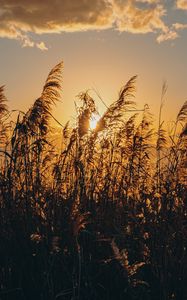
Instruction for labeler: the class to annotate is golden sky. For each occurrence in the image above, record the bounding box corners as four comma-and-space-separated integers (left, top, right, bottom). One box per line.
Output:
0, 0, 187, 125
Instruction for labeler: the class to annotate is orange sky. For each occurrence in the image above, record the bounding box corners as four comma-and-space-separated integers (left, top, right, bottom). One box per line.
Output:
0, 0, 187, 126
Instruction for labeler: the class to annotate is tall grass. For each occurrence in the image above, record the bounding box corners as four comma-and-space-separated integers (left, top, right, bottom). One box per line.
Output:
0, 62, 186, 300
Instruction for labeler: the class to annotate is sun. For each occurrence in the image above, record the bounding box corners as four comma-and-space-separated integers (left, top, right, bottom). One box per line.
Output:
89, 114, 100, 130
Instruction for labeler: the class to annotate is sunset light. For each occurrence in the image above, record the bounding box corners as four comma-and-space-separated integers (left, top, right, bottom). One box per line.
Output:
89, 114, 100, 130
1, 1, 187, 299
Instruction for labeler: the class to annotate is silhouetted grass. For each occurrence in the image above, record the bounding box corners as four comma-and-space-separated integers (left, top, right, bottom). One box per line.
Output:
0, 62, 186, 300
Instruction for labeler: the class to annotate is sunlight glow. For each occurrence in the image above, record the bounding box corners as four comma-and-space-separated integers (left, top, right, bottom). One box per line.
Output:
89, 114, 100, 130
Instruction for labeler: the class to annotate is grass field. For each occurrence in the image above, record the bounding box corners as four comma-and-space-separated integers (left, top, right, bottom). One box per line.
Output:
0, 62, 187, 300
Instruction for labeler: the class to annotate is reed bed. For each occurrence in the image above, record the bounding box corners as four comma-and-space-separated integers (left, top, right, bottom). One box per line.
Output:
0, 62, 186, 300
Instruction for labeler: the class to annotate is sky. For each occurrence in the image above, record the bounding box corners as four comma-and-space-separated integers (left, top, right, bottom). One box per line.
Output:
0, 0, 187, 126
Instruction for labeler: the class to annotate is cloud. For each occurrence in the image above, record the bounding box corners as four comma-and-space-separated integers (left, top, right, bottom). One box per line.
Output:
0, 0, 114, 49
157, 30, 179, 43
173, 22, 187, 30
0, 0, 181, 48
0, 1, 114, 33
176, 0, 187, 10
36, 42, 48, 51
112, 0, 167, 34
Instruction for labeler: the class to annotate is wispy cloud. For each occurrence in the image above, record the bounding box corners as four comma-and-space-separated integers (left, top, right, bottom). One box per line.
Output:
157, 30, 179, 43
36, 42, 48, 51
176, 0, 187, 10
173, 22, 187, 30
0, 0, 186, 49
112, 0, 167, 34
